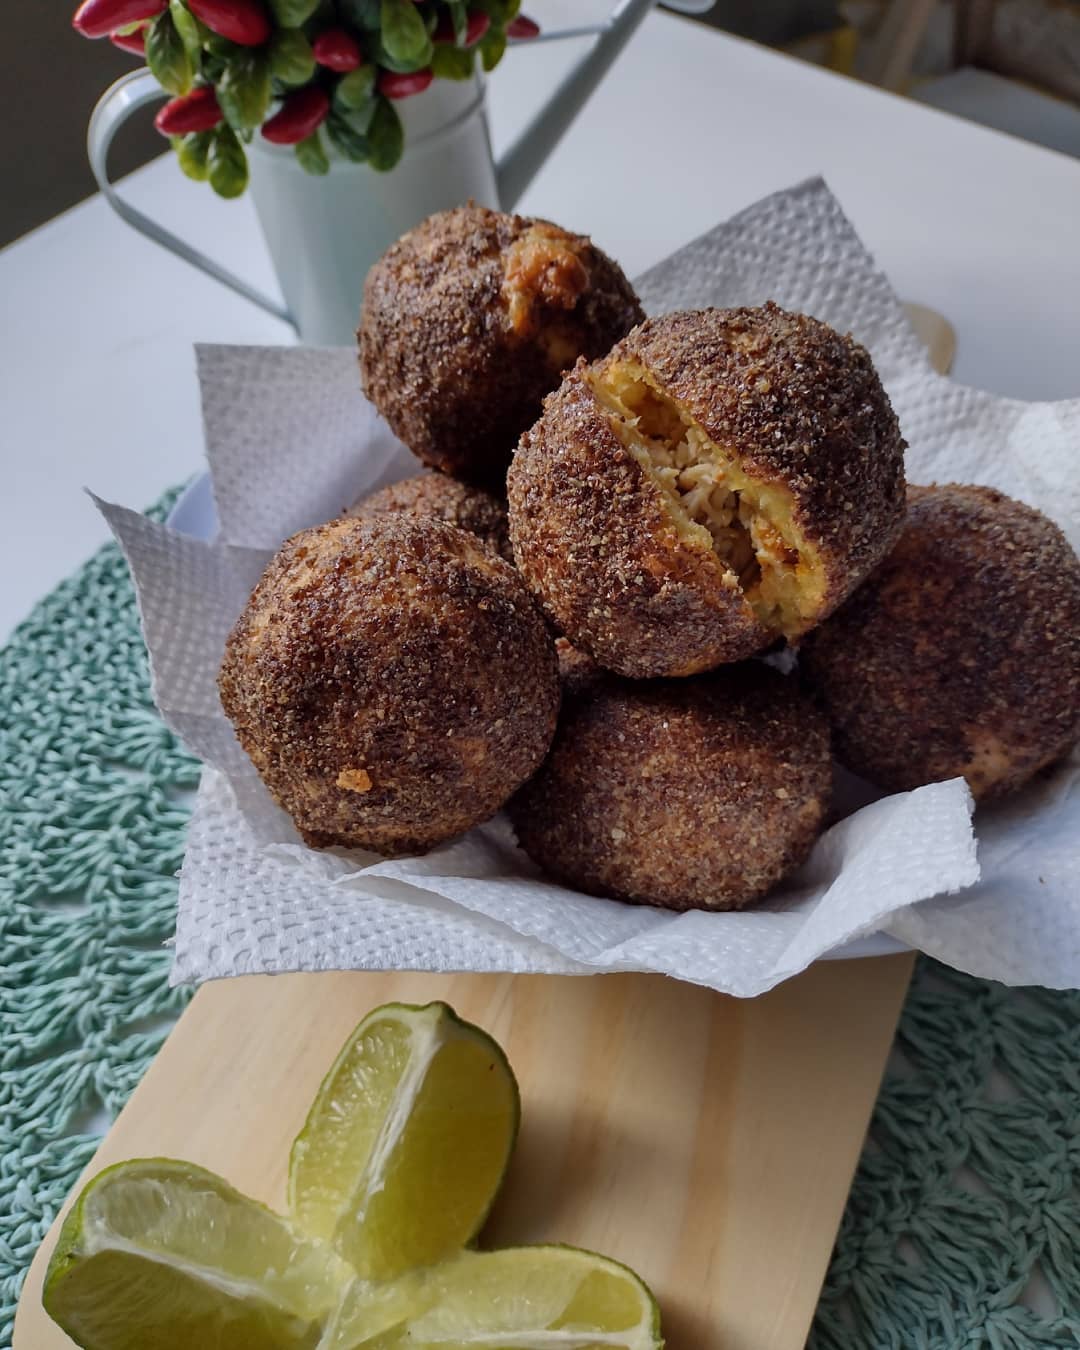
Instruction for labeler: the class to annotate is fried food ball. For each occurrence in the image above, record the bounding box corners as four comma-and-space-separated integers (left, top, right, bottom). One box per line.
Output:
218, 515, 559, 856
508, 664, 832, 910
801, 483, 1080, 801
358, 204, 644, 487
347, 473, 511, 562
508, 304, 906, 678
553, 637, 603, 695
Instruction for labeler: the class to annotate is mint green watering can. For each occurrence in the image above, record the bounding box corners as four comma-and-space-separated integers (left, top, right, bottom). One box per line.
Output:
88, 0, 712, 345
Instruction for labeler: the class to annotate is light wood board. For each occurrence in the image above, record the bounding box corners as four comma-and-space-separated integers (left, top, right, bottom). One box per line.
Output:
16, 307, 950, 1350
16, 958, 914, 1350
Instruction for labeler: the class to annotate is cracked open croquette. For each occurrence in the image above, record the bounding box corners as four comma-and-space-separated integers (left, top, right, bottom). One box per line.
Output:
358, 205, 644, 487
347, 473, 511, 562
507, 304, 906, 678
218, 515, 559, 856
801, 483, 1080, 801
508, 664, 832, 911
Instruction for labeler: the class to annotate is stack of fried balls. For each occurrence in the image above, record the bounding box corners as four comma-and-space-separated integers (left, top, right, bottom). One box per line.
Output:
218, 205, 1080, 912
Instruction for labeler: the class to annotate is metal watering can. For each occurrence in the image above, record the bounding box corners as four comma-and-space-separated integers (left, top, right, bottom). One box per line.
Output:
88, 0, 712, 344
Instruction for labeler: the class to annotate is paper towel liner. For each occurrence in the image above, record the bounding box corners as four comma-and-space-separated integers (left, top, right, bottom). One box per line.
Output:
100, 177, 1079, 996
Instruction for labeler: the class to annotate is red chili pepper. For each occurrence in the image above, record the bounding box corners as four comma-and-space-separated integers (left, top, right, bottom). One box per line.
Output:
312, 28, 364, 73
464, 11, 491, 45
378, 67, 433, 99
186, 0, 270, 47
154, 85, 223, 135
72, 0, 165, 39
434, 9, 489, 47
109, 25, 147, 53
262, 86, 330, 144
507, 14, 540, 39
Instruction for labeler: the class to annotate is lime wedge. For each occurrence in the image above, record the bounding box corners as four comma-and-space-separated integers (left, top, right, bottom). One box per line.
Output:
321, 1246, 664, 1350
288, 1002, 519, 1280
43, 1158, 350, 1350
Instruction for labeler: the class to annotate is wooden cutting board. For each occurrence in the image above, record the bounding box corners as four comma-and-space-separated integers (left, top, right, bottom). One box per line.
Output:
15, 959, 914, 1350
15, 306, 952, 1350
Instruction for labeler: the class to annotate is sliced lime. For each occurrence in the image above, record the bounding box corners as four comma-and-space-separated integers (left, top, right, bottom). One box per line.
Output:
322, 1246, 664, 1350
289, 1002, 519, 1280
43, 1158, 350, 1350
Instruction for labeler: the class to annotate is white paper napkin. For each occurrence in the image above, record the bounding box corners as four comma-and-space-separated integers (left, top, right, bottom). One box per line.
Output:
101, 177, 1080, 994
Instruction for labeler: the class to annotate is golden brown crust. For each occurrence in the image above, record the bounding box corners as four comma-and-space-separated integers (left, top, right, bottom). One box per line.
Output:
508, 367, 771, 678
347, 473, 511, 562
358, 204, 644, 488
614, 305, 906, 611
507, 305, 905, 678
218, 515, 559, 856
508, 664, 832, 911
553, 637, 604, 695
800, 483, 1080, 801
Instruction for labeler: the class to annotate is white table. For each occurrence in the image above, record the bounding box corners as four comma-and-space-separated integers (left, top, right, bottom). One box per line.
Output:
4, 5, 1080, 641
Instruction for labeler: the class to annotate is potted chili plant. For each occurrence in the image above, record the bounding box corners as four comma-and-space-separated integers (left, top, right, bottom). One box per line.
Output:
76, 0, 665, 343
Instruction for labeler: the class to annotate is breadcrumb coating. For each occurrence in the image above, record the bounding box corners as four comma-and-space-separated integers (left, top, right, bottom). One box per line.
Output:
508, 304, 906, 677
801, 483, 1080, 800
509, 663, 831, 910
347, 473, 511, 562
218, 515, 559, 855
359, 204, 644, 487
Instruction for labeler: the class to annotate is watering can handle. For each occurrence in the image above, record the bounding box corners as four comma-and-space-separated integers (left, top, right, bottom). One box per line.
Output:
87, 68, 292, 326
88, 0, 694, 322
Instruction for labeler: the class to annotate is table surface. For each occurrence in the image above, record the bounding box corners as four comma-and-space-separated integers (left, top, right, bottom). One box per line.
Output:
4, 2, 1080, 642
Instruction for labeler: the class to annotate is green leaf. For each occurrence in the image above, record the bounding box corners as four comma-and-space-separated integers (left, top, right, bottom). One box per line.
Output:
217, 50, 271, 132
367, 94, 403, 171
202, 52, 227, 83
334, 96, 377, 134
447, 0, 468, 43
268, 28, 316, 85
334, 64, 377, 109
370, 30, 433, 72
205, 32, 239, 57
169, 1, 208, 62
337, 0, 381, 28
146, 11, 193, 97
295, 129, 331, 174
326, 111, 370, 161
172, 129, 212, 181
431, 42, 474, 80
268, 0, 320, 23
380, 0, 431, 64
473, 0, 518, 20
478, 25, 506, 72
209, 124, 249, 198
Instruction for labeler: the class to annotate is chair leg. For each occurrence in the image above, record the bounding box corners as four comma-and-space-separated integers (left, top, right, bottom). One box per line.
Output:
862, 0, 939, 90
954, 0, 997, 67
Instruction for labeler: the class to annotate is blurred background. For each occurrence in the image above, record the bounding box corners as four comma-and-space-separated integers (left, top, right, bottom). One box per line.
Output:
6, 0, 1080, 249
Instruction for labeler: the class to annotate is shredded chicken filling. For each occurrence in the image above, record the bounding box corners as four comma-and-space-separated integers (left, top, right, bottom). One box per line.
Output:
502, 224, 589, 358
591, 363, 823, 634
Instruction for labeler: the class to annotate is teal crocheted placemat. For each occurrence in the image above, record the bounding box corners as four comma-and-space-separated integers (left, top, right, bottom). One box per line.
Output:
2, 491, 1078, 1349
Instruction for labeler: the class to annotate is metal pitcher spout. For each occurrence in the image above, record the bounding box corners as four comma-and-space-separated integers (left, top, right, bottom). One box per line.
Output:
496, 0, 658, 211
